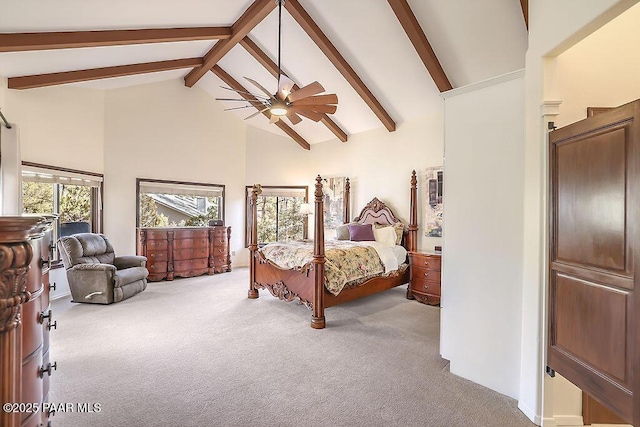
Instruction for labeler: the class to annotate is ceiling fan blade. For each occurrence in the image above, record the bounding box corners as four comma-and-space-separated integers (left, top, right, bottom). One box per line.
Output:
290, 94, 338, 106
244, 77, 275, 100
245, 108, 269, 120
220, 86, 270, 100
305, 104, 337, 114
289, 107, 323, 122
269, 114, 280, 124
215, 98, 265, 103
287, 81, 325, 102
286, 109, 302, 125
277, 75, 295, 100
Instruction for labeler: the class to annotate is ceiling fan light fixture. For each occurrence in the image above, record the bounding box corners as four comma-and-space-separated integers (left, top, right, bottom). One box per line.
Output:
270, 99, 288, 116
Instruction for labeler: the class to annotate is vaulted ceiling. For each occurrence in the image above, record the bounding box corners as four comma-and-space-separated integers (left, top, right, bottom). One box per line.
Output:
0, 0, 528, 149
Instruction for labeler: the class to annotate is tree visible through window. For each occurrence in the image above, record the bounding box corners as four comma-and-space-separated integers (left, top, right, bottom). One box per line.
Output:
137, 179, 224, 228
246, 186, 308, 246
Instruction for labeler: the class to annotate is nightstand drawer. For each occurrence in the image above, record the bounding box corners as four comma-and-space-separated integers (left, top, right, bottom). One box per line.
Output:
410, 253, 441, 270
411, 266, 441, 283
411, 278, 441, 296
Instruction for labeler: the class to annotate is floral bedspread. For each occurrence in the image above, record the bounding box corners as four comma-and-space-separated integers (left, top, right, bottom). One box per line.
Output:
259, 240, 385, 296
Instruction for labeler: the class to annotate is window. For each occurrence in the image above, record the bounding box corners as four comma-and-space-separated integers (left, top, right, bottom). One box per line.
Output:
21, 162, 104, 261
137, 179, 225, 227
245, 186, 308, 246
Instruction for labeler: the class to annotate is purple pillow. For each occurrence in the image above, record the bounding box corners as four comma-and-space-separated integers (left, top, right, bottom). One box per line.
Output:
348, 223, 375, 241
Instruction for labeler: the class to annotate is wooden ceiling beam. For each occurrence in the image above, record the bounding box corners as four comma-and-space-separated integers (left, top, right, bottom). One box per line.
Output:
8, 57, 203, 90
387, 0, 452, 92
239, 36, 348, 143
184, 0, 275, 88
211, 65, 310, 150
284, 0, 396, 132
0, 27, 231, 52
520, 0, 529, 30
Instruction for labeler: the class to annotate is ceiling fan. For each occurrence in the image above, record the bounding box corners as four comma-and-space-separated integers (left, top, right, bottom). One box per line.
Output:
216, 0, 338, 125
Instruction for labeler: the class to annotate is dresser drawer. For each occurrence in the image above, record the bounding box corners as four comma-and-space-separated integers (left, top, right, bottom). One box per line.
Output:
21, 295, 43, 357
410, 266, 441, 283
212, 236, 228, 247
411, 278, 441, 296
174, 247, 208, 261
410, 253, 441, 271
142, 230, 168, 240
213, 227, 228, 238
173, 238, 208, 249
147, 261, 168, 273
145, 239, 168, 251
213, 256, 229, 267
146, 250, 168, 262
211, 246, 228, 257
174, 229, 209, 239
174, 258, 209, 272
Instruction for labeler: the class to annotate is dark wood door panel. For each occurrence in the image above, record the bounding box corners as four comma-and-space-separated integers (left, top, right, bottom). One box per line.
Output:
552, 273, 629, 384
549, 99, 640, 426
555, 124, 628, 273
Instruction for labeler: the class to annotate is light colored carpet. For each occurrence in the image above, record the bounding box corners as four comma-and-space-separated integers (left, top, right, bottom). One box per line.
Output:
50, 268, 534, 427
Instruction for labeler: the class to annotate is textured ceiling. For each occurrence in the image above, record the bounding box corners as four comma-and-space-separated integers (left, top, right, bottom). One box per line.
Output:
0, 0, 528, 144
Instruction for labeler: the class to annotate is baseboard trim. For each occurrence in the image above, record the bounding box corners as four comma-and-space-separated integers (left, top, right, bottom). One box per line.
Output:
51, 291, 71, 301
518, 400, 543, 425
542, 415, 583, 427
554, 415, 583, 426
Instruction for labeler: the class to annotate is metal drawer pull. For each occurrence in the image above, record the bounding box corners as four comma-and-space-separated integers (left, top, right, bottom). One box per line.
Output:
39, 362, 57, 377
50, 282, 57, 291
48, 320, 57, 331
39, 309, 52, 324
424, 273, 429, 277
424, 261, 429, 266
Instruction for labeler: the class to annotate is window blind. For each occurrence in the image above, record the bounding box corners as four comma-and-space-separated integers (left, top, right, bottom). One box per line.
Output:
140, 180, 224, 197
22, 165, 103, 188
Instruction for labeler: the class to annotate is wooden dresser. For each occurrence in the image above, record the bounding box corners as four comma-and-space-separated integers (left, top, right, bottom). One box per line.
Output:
137, 226, 231, 281
407, 251, 441, 305
0, 216, 56, 427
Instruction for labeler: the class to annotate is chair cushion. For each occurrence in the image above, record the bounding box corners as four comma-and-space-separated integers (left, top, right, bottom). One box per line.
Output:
112, 267, 149, 288
59, 233, 116, 267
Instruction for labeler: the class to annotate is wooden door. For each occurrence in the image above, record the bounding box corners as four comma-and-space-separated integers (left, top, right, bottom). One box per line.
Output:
548, 100, 640, 425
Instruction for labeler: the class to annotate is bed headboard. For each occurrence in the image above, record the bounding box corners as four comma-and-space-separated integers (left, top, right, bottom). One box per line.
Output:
353, 198, 402, 227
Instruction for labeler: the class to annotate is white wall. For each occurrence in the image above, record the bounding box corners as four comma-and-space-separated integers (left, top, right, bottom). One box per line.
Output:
103, 79, 247, 258
5, 85, 105, 173
440, 72, 525, 400
246, 113, 445, 253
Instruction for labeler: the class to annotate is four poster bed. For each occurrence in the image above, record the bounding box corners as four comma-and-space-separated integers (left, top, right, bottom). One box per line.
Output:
248, 171, 418, 329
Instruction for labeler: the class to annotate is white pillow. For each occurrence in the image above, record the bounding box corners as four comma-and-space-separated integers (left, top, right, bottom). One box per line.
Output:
373, 225, 397, 247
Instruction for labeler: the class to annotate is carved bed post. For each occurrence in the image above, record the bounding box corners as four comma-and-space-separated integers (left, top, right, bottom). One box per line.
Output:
408, 170, 418, 253
343, 177, 350, 224
311, 175, 326, 329
248, 184, 262, 299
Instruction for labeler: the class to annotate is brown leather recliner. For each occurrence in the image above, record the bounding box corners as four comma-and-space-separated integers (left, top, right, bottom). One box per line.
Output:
58, 233, 148, 304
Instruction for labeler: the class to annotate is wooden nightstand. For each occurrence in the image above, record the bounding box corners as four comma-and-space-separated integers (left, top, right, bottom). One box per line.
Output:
407, 251, 441, 305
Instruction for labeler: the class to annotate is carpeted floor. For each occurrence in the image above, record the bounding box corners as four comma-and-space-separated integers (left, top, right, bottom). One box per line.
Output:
50, 268, 534, 427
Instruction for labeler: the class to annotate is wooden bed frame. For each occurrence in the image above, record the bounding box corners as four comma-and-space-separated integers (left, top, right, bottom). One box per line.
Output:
248, 171, 418, 329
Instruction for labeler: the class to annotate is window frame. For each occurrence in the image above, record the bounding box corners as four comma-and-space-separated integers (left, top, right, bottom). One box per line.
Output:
136, 178, 226, 228
244, 185, 309, 247
21, 161, 104, 267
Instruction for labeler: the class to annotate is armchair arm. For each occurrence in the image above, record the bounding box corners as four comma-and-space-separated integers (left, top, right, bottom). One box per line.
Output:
71, 263, 117, 272
114, 255, 147, 270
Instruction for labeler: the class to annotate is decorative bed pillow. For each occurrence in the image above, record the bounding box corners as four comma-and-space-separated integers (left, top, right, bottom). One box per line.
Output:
348, 223, 375, 241
374, 222, 405, 245
373, 225, 397, 247
335, 223, 351, 240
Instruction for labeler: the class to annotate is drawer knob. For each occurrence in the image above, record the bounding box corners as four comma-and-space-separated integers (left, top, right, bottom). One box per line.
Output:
39, 361, 57, 378
424, 285, 429, 290
424, 273, 429, 277
424, 261, 429, 266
